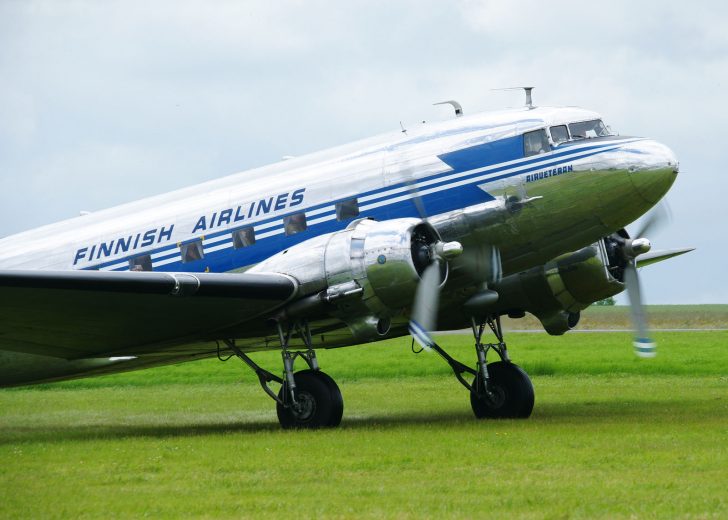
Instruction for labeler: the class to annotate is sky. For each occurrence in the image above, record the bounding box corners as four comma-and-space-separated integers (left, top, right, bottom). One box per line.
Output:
0, 0, 726, 303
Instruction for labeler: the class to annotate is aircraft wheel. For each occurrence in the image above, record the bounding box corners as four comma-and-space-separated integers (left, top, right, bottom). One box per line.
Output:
470, 361, 534, 419
277, 370, 343, 429
307, 370, 344, 427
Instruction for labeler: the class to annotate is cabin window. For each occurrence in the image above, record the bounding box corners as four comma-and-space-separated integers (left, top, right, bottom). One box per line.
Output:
129, 255, 152, 271
523, 129, 551, 157
550, 125, 569, 144
180, 240, 204, 263
232, 227, 256, 248
336, 199, 360, 221
568, 119, 610, 139
284, 213, 307, 235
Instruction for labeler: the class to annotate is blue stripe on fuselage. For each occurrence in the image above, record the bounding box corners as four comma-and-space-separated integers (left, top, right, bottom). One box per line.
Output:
438, 134, 524, 172
86, 137, 631, 273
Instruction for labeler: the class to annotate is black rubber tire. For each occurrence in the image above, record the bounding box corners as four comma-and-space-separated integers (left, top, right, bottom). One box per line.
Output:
470, 361, 534, 419
308, 370, 344, 427
276, 370, 343, 429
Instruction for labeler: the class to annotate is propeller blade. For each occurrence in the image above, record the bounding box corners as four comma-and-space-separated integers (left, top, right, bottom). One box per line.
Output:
404, 179, 429, 221
636, 247, 695, 268
634, 201, 671, 239
408, 260, 441, 350
623, 261, 656, 358
453, 243, 502, 284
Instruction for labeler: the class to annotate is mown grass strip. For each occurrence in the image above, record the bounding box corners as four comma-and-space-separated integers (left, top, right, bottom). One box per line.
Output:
14, 330, 727, 389
1, 331, 726, 518
1, 374, 726, 518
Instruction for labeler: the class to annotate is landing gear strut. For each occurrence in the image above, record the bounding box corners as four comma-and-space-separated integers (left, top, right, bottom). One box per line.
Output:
424, 315, 534, 419
224, 320, 343, 429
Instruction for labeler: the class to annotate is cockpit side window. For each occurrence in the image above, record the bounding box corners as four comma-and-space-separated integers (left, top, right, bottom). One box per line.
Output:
523, 129, 551, 157
568, 119, 610, 139
550, 125, 569, 144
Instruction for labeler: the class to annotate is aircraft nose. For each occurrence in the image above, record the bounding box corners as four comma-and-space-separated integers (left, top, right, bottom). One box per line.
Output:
625, 139, 679, 204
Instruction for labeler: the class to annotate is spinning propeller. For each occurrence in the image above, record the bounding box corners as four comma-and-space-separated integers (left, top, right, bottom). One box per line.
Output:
612, 202, 672, 358
404, 179, 461, 349
404, 163, 674, 359
409, 240, 462, 350
405, 180, 498, 351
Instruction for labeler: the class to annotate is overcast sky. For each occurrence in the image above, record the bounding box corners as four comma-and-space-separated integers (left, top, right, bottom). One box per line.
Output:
1, 0, 726, 303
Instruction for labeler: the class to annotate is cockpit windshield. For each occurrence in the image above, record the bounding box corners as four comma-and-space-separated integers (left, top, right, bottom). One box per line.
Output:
568, 119, 611, 139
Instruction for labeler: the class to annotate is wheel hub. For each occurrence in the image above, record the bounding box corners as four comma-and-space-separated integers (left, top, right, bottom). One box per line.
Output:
292, 391, 316, 421
484, 384, 506, 409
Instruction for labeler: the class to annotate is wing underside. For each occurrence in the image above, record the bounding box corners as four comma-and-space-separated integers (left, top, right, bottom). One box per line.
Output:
0, 270, 298, 360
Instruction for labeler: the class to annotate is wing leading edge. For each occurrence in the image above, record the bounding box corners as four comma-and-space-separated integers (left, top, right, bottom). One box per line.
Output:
0, 270, 297, 360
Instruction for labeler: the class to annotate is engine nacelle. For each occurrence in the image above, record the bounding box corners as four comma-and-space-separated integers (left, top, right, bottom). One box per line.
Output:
492, 239, 625, 335
249, 218, 442, 340
538, 309, 582, 336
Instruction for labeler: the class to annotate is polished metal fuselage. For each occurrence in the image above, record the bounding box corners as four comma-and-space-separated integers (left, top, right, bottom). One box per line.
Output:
0, 105, 679, 384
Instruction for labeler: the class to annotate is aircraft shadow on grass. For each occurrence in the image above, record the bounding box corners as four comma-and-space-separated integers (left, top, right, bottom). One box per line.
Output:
0, 399, 705, 444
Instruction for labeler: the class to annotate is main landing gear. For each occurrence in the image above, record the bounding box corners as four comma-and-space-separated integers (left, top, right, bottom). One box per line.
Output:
224, 315, 532, 428
423, 315, 534, 419
223, 320, 343, 429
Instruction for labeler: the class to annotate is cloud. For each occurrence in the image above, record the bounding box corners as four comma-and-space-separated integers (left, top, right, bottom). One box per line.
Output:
0, 0, 725, 302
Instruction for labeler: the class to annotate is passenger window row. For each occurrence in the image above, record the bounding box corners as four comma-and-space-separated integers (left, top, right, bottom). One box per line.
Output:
128, 198, 360, 270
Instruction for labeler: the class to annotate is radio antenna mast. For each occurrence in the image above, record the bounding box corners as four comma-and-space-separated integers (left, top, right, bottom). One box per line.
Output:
492, 86, 535, 109
433, 100, 463, 117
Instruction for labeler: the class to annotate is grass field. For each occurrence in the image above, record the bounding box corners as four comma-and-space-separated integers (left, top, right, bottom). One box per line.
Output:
502, 304, 728, 331
2, 331, 727, 518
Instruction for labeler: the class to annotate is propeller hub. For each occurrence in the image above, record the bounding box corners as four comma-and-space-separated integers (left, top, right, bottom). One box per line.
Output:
434, 241, 463, 260
413, 243, 432, 271
625, 238, 652, 258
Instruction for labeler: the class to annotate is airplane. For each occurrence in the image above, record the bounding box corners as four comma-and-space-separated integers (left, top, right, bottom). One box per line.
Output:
0, 89, 692, 429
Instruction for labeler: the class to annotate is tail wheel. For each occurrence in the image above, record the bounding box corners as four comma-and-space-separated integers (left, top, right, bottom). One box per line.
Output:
470, 361, 534, 419
276, 370, 343, 429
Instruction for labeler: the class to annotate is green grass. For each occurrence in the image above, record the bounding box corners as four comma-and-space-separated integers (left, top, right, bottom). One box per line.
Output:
504, 304, 728, 331
2, 331, 727, 518
18, 330, 728, 389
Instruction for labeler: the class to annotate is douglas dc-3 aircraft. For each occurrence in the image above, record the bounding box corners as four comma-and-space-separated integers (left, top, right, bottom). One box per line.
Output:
0, 90, 692, 428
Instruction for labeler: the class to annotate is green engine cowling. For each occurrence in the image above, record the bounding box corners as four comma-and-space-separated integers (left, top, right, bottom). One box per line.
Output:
492, 240, 625, 335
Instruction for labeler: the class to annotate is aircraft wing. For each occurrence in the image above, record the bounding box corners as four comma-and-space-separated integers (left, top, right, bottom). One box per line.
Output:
0, 270, 297, 359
